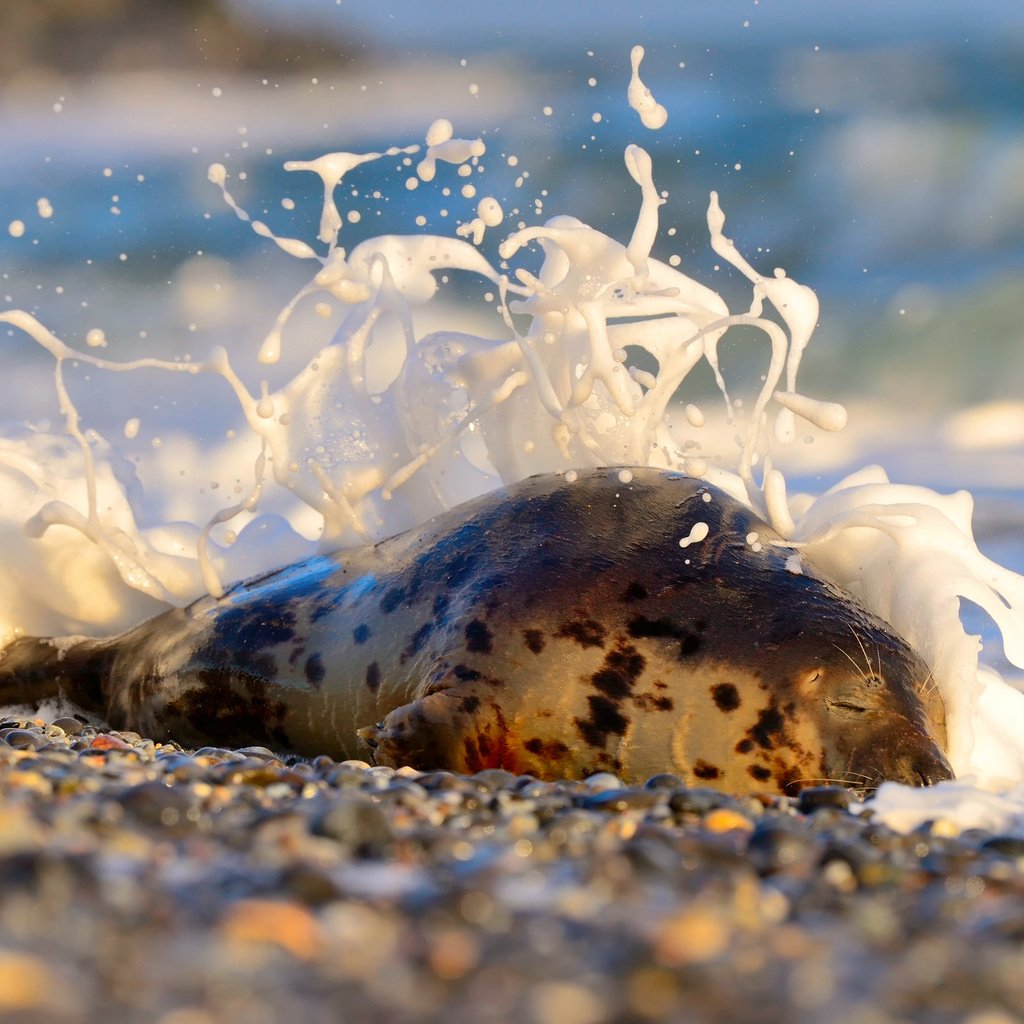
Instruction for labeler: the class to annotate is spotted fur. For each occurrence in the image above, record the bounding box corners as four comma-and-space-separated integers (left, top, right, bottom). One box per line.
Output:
0, 468, 953, 793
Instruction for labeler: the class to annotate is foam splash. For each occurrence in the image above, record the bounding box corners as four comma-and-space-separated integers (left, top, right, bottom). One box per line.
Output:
2, 49, 1024, 827
628, 46, 668, 130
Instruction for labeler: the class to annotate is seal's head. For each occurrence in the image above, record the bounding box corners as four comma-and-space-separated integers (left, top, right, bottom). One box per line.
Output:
792, 624, 951, 792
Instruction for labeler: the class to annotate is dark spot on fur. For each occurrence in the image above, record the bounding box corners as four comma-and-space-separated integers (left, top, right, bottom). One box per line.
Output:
748, 764, 772, 782
402, 621, 433, 662
575, 695, 630, 748
452, 665, 482, 682
380, 587, 406, 614
478, 733, 492, 758
433, 592, 450, 619
627, 616, 677, 639
198, 643, 277, 681
310, 593, 343, 623
304, 653, 325, 689
353, 623, 371, 645
622, 582, 648, 602
436, 533, 481, 587
523, 629, 545, 654
775, 767, 806, 795
557, 618, 607, 649
591, 644, 646, 700
678, 633, 701, 657
694, 618, 709, 632
195, 616, 281, 681
465, 619, 493, 655
693, 760, 721, 780
749, 705, 786, 750
627, 615, 701, 658
211, 603, 297, 651
164, 668, 290, 751
712, 682, 741, 712
460, 695, 481, 714
365, 662, 381, 693
591, 669, 630, 700
634, 693, 674, 712
524, 737, 569, 759
735, 738, 754, 754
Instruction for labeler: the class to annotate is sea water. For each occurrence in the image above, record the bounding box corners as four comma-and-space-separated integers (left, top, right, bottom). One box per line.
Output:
2, 45, 1023, 831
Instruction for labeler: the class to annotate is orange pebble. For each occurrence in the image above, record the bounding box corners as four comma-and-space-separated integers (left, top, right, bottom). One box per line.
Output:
220, 899, 324, 959
90, 734, 134, 751
703, 808, 755, 833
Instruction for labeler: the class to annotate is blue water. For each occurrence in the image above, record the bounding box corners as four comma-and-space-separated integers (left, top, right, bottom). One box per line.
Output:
3, 4, 1021, 312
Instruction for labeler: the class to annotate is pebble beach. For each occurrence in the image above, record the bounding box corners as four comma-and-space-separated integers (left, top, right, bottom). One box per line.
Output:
0, 717, 1022, 1024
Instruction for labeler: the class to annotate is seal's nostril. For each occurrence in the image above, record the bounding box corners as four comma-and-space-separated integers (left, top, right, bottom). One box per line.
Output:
911, 752, 955, 787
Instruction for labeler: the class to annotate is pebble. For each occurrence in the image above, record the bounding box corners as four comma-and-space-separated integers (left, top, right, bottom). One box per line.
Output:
669, 786, 746, 816
0, 727, 47, 749
0, 950, 64, 1013
51, 716, 85, 736
579, 772, 625, 792
314, 795, 394, 855
797, 785, 853, 814
0, 720, 1021, 1023
219, 899, 324, 959
703, 807, 756, 834
578, 788, 663, 812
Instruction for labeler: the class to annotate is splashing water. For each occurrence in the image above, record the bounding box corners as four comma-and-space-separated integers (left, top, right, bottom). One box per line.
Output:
2, 50, 1023, 826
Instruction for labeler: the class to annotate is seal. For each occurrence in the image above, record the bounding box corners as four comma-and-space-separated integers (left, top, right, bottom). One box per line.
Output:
0, 468, 952, 793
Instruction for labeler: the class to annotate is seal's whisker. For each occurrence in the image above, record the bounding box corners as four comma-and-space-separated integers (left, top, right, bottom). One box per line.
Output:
784, 777, 844, 788
788, 771, 875, 786
917, 672, 939, 701
837, 621, 878, 684
831, 641, 871, 683
849, 622, 875, 680
783, 772, 878, 795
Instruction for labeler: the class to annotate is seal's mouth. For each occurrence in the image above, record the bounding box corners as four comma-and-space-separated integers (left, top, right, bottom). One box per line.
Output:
842, 741, 954, 791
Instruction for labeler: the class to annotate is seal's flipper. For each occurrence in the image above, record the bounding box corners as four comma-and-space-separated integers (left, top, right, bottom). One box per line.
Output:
363, 688, 516, 774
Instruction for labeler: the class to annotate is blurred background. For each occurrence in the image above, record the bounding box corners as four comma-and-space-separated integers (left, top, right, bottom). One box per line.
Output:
0, 0, 1022, 487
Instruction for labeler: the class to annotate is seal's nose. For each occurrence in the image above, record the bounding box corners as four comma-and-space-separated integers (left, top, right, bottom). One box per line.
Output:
899, 749, 954, 787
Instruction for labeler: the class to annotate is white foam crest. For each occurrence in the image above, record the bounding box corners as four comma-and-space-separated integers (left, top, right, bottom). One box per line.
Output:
0, 429, 198, 645
785, 468, 1024, 780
